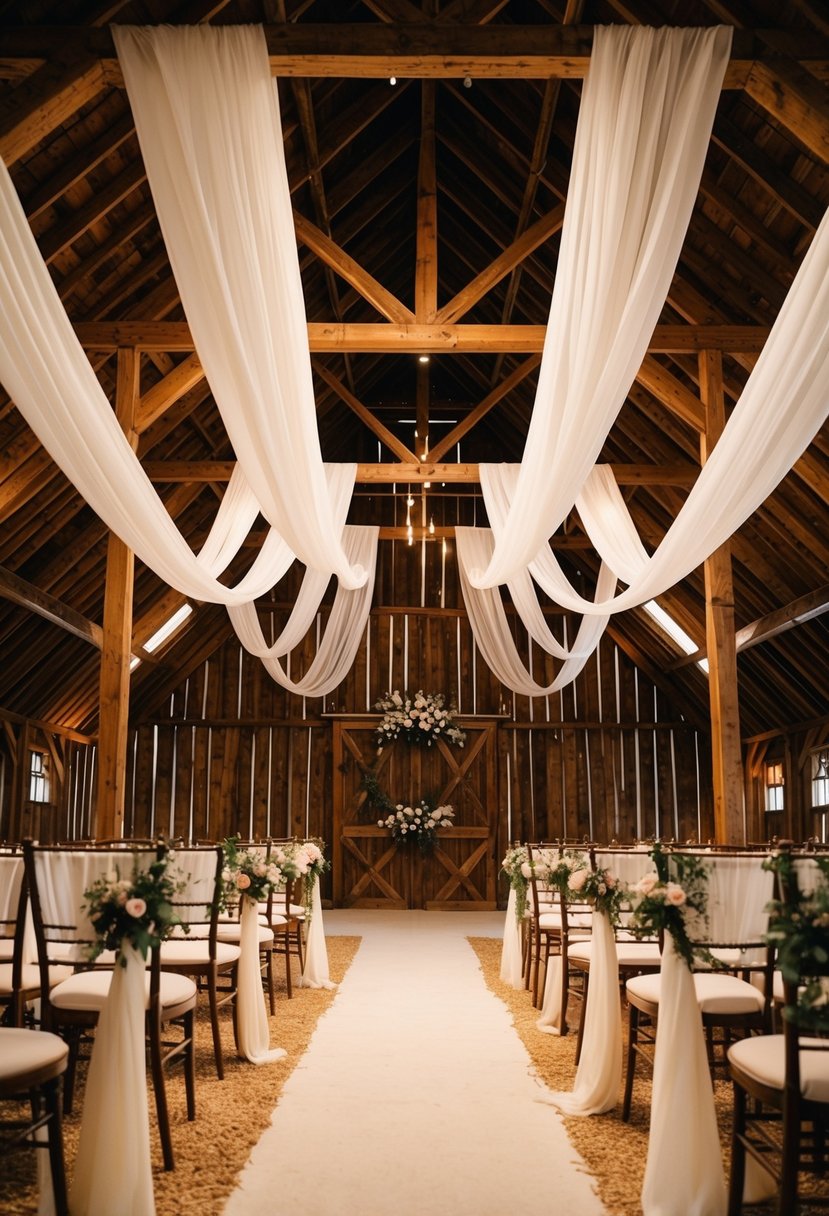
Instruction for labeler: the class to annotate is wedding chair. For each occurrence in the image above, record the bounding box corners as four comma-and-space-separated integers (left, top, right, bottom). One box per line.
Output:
158, 844, 240, 1079
23, 841, 197, 1171
0, 1026, 69, 1216
260, 839, 305, 999
567, 846, 662, 1064
727, 854, 829, 1214
0, 852, 59, 1026
526, 842, 592, 1017
214, 840, 277, 1014
622, 849, 775, 1122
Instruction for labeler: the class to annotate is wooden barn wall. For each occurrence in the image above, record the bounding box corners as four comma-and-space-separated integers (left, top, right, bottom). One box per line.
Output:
743, 720, 829, 847
0, 718, 96, 844
112, 538, 715, 888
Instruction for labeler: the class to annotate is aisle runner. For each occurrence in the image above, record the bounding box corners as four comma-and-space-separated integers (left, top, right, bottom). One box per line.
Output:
224, 911, 604, 1216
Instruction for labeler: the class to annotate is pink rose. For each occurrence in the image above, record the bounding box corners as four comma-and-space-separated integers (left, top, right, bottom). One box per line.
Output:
604, 872, 617, 889
636, 872, 659, 895
236, 873, 251, 890
568, 868, 588, 892
665, 882, 687, 906
125, 897, 147, 919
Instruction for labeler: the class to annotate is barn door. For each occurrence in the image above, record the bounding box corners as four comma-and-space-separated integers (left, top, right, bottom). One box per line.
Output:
332, 716, 497, 910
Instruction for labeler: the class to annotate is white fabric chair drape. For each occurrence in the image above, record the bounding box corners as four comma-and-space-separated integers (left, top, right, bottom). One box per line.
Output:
641, 935, 727, 1216
69, 945, 155, 1216
536, 953, 566, 1035
499, 888, 525, 989
231, 526, 378, 698
236, 896, 286, 1065
471, 24, 732, 588
541, 909, 621, 1115
298, 881, 335, 991
114, 24, 365, 589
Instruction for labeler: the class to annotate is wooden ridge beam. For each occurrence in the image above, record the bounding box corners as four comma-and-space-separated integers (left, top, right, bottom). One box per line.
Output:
141, 459, 697, 485
2, 27, 828, 85
74, 320, 771, 353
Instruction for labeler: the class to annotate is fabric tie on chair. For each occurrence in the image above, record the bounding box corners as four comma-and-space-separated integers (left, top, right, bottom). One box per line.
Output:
298, 881, 335, 991
536, 953, 566, 1035
499, 887, 525, 990
641, 936, 726, 1216
69, 943, 155, 1216
541, 909, 621, 1115
236, 897, 286, 1065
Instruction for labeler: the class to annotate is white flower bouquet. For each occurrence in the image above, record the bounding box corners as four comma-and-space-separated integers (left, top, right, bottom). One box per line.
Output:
378, 800, 455, 853
375, 689, 465, 751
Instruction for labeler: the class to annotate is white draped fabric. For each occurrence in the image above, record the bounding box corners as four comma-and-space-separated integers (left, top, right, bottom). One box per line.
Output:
536, 954, 566, 1035
499, 888, 525, 989
641, 935, 727, 1216
456, 527, 617, 696
298, 881, 336, 991
0, 152, 359, 606
69, 945, 155, 1216
114, 25, 365, 590
487, 202, 829, 617
542, 910, 622, 1115
471, 24, 732, 588
231, 526, 379, 698
236, 897, 287, 1065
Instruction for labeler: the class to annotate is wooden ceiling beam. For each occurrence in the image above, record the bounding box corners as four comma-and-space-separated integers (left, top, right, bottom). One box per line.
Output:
428, 355, 541, 461
0, 50, 105, 165
416, 81, 438, 323
134, 354, 205, 436
670, 582, 829, 669
312, 364, 418, 462
435, 204, 565, 324
141, 459, 696, 486
744, 52, 829, 164
2, 26, 827, 86
73, 320, 770, 353
0, 563, 103, 648
294, 211, 415, 324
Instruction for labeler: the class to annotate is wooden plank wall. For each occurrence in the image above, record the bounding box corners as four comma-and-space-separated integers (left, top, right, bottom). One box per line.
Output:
115, 536, 715, 865
3, 539, 719, 857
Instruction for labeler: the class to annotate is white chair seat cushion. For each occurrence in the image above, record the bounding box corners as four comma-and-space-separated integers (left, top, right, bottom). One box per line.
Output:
729, 1033, 829, 1103
159, 940, 240, 966
216, 923, 274, 946
538, 912, 562, 930
627, 971, 765, 1015
50, 969, 196, 1013
568, 941, 661, 968
0, 1028, 68, 1082
0, 962, 72, 994
0, 940, 14, 961
267, 914, 288, 928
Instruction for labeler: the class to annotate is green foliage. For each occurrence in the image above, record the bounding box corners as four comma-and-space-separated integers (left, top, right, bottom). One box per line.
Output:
629, 843, 712, 969
568, 865, 626, 925
763, 850, 829, 1032
222, 836, 289, 908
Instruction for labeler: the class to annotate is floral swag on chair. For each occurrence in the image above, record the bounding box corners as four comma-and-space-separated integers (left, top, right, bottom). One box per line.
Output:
375, 689, 466, 752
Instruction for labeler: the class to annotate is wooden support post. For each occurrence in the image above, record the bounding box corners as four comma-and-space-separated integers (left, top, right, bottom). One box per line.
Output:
700, 350, 745, 843
95, 348, 139, 839
415, 81, 437, 324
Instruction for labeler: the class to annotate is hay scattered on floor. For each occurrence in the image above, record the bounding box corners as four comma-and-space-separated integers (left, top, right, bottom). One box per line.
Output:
2, 936, 361, 1216
466, 936, 805, 1216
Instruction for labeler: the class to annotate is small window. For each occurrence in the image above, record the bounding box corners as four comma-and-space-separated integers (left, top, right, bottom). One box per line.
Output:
29, 750, 50, 803
764, 761, 784, 813
811, 748, 829, 809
